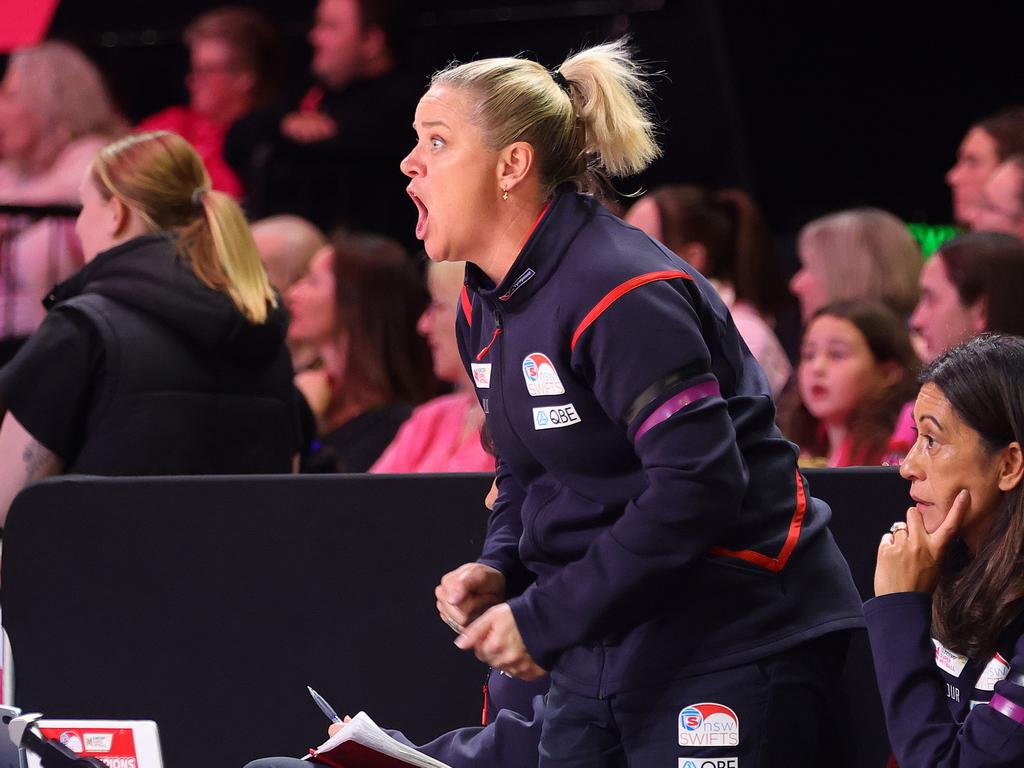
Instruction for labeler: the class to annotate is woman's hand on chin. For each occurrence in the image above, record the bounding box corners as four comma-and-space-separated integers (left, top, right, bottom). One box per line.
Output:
874, 489, 969, 596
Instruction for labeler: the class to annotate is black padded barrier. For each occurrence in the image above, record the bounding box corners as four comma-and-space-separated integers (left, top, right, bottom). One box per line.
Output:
1, 473, 495, 768
1, 468, 910, 768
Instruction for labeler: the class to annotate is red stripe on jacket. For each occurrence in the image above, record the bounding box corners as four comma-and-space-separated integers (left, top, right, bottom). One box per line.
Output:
570, 270, 693, 351
709, 470, 807, 573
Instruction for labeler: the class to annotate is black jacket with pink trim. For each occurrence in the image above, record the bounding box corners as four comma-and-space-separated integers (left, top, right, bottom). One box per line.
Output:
457, 187, 863, 697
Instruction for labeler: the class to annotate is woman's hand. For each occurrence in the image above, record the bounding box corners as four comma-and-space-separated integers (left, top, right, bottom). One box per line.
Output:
874, 489, 969, 596
327, 716, 352, 738
455, 603, 546, 681
435, 562, 505, 629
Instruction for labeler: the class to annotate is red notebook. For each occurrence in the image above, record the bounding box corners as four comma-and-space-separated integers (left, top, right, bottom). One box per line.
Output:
304, 712, 451, 768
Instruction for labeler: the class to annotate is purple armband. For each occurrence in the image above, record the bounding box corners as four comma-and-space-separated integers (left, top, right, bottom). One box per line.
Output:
634, 381, 720, 442
990, 693, 1024, 726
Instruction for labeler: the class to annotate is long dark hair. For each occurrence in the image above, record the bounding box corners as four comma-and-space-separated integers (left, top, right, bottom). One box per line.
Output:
927, 334, 1024, 659
644, 184, 788, 319
329, 231, 437, 407
778, 300, 919, 465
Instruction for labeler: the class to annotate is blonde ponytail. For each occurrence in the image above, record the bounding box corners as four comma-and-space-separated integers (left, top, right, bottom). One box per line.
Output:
432, 38, 660, 195
557, 39, 660, 179
92, 131, 276, 324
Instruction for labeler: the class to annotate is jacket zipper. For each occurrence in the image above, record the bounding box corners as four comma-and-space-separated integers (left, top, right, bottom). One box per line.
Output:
475, 315, 503, 360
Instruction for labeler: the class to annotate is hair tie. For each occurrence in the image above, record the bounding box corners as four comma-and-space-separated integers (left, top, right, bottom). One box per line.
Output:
549, 69, 571, 94
190, 187, 209, 209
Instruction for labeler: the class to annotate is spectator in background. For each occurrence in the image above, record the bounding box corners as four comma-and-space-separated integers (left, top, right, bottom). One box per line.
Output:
251, 214, 327, 372
138, 6, 284, 199
625, 184, 792, 396
225, 0, 418, 246
888, 232, 1024, 455
790, 208, 921, 323
0, 132, 299, 526
372, 261, 495, 474
251, 214, 327, 294
0, 41, 125, 365
946, 105, 1024, 227
910, 232, 1024, 365
970, 155, 1024, 238
299, 232, 437, 473
778, 301, 919, 467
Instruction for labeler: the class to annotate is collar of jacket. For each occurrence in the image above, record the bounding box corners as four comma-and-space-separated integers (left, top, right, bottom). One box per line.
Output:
465, 185, 595, 310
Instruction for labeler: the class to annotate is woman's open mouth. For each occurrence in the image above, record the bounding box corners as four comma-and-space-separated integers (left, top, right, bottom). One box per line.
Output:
408, 188, 429, 240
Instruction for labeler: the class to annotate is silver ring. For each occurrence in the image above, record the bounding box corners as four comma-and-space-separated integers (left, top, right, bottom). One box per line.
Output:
441, 614, 463, 634
890, 521, 908, 534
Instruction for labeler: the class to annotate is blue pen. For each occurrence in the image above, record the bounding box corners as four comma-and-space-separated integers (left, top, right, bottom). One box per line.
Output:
307, 685, 343, 724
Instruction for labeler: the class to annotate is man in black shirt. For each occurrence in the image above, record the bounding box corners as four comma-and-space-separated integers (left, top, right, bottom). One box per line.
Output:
224, 0, 418, 247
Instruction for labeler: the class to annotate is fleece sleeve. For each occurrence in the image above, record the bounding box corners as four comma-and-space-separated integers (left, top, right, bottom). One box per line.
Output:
508, 278, 749, 668
865, 592, 1024, 768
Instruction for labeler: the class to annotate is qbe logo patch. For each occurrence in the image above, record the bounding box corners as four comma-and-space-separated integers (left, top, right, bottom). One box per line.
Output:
679, 760, 738, 768
522, 352, 566, 396
533, 403, 582, 430
678, 702, 739, 747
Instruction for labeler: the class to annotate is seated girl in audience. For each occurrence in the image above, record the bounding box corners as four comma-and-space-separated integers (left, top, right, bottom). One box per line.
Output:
371, 261, 495, 474
299, 232, 438, 473
791, 208, 922, 323
778, 301, 919, 467
625, 184, 792, 395
867, 334, 1024, 767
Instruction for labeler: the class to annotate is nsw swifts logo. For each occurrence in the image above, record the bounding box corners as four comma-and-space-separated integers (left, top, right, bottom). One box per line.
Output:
678, 702, 740, 747
522, 352, 565, 396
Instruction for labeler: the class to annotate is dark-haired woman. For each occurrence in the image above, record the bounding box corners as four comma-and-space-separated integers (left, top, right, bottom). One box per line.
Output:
868, 334, 1024, 766
297, 231, 438, 473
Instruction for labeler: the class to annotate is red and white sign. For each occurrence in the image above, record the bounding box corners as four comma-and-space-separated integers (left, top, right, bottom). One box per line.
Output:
38, 726, 139, 768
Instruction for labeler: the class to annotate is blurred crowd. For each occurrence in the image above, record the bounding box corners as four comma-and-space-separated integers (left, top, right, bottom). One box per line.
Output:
2, 0, 1024, 515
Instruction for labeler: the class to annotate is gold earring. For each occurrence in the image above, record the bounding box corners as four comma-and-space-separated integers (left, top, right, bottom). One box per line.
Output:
502, 186, 509, 201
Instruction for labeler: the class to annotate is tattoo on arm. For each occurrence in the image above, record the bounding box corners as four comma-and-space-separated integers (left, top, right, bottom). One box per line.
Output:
21, 440, 60, 482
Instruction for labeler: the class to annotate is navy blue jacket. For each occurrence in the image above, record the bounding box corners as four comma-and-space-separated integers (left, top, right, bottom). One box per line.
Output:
456, 188, 864, 697
865, 592, 1024, 767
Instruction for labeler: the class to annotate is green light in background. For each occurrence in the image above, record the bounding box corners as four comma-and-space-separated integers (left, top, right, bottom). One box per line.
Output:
907, 222, 961, 257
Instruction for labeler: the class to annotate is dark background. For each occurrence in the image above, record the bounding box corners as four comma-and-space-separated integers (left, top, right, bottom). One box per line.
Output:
9, 0, 1024, 235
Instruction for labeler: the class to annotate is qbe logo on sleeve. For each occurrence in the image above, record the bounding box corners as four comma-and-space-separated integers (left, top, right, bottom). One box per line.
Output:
679, 760, 738, 768
533, 403, 582, 430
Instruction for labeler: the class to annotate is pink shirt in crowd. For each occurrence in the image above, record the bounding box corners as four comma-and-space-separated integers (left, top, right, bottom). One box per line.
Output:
370, 392, 495, 474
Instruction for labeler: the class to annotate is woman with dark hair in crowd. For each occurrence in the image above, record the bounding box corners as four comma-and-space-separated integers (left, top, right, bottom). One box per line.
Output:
0, 131, 299, 526
777, 301, 919, 467
0, 41, 126, 364
868, 334, 1024, 766
409, 39, 862, 765
371, 260, 495, 473
947, 105, 1024, 226
298, 231, 437, 473
625, 184, 792, 395
887, 231, 1024, 455
910, 231, 1024, 365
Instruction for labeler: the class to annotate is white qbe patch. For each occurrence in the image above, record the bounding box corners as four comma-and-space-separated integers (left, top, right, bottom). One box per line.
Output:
533, 403, 581, 430
522, 352, 565, 396
678, 702, 740, 747
679, 760, 738, 768
471, 363, 492, 389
